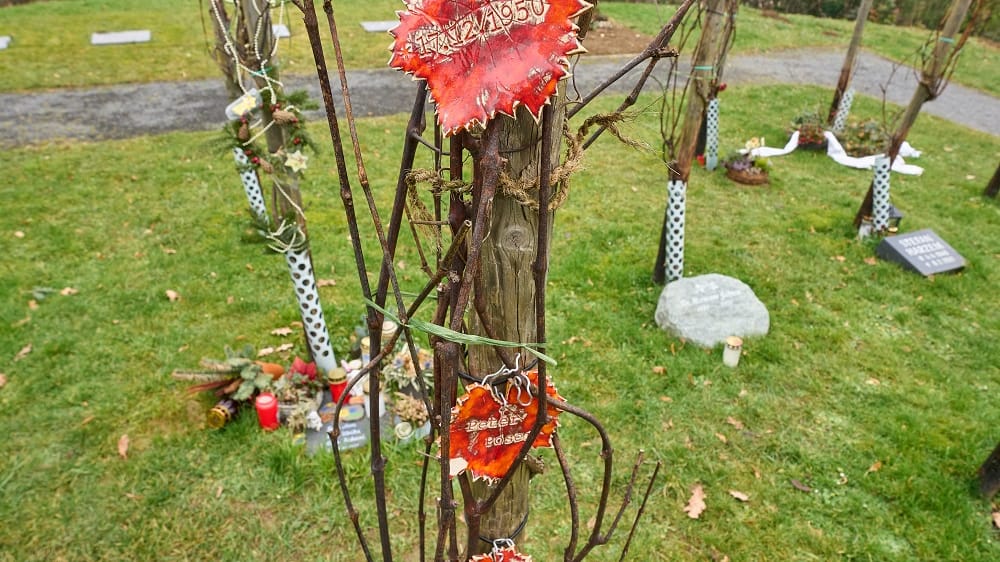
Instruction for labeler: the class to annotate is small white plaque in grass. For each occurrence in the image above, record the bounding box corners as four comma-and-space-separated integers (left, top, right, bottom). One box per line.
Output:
90, 30, 151, 46
361, 21, 397, 33
272, 24, 290, 38
0, 36, 10, 50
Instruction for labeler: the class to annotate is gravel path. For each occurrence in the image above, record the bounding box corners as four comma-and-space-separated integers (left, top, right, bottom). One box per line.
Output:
2, 48, 997, 148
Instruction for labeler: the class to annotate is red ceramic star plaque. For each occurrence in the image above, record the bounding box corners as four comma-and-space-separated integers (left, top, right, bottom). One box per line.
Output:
389, 0, 592, 135
449, 370, 562, 483
469, 546, 533, 561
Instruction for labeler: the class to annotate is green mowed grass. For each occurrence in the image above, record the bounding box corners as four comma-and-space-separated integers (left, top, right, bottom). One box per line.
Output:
2, 81, 999, 559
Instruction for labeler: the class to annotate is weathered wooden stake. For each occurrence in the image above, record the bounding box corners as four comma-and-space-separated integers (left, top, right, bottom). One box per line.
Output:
827, 0, 874, 127
853, 0, 977, 227
465, 101, 564, 556
977, 441, 1000, 499
984, 161, 1000, 198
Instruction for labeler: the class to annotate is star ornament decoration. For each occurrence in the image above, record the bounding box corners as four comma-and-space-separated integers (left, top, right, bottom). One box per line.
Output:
448, 370, 563, 483
284, 150, 308, 173
389, 0, 592, 136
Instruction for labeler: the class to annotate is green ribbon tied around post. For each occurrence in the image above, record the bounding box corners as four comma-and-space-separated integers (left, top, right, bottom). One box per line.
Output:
362, 298, 557, 366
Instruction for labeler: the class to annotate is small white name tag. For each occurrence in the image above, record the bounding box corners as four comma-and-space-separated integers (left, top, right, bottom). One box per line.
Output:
91, 30, 152, 45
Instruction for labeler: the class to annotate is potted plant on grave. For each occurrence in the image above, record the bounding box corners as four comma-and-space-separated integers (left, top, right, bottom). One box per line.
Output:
271, 356, 325, 431
791, 109, 828, 150
381, 347, 433, 441
836, 117, 891, 157
723, 137, 771, 185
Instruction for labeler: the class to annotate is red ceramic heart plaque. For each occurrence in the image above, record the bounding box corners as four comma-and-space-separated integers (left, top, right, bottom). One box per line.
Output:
389, 0, 592, 135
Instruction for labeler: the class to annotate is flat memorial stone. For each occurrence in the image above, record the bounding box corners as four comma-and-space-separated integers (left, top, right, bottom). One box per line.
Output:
91, 30, 151, 46
361, 21, 398, 33
272, 24, 290, 38
655, 273, 770, 348
0, 36, 11, 50
876, 228, 965, 276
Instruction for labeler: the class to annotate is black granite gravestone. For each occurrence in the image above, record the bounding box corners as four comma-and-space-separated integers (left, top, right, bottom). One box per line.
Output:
876, 228, 965, 276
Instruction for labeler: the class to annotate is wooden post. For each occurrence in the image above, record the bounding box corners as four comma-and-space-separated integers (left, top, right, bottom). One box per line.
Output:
238, 0, 309, 230
853, 0, 977, 227
673, 0, 728, 183
977, 441, 1000, 498
984, 161, 1000, 198
828, 0, 874, 126
653, 0, 728, 283
464, 101, 564, 556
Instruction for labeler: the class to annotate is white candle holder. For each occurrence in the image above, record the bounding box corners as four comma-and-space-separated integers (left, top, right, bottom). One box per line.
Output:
723, 336, 743, 368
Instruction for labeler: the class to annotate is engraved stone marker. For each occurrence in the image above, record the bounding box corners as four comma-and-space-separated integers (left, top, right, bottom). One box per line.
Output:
272, 24, 290, 38
361, 21, 398, 33
90, 30, 151, 46
875, 228, 965, 276
655, 273, 770, 348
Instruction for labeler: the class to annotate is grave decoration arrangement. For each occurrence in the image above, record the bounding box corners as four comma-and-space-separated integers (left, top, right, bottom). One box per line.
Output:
835, 117, 891, 158
790, 109, 827, 150
723, 137, 771, 185
172, 326, 437, 445
172, 345, 326, 430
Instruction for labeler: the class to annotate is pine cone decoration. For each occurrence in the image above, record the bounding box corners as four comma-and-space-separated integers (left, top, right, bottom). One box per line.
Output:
237, 122, 250, 141
258, 159, 274, 174
272, 110, 297, 124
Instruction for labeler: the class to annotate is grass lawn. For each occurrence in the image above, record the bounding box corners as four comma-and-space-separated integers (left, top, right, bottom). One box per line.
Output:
0, 1, 997, 96
1, 79, 999, 559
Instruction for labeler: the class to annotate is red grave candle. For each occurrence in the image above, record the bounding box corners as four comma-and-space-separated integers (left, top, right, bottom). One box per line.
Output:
254, 392, 280, 431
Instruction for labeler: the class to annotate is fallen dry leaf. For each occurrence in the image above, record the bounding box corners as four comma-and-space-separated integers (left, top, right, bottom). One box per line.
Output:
226, 296, 234, 305
162, 247, 177, 255
652, 365, 666, 374
165, 290, 181, 302
118, 434, 130, 459
864, 256, 878, 266
290, 321, 303, 329
833, 255, 846, 262
866, 460, 883, 474
0, 373, 6, 388
728, 490, 750, 502
245, 263, 254, 272
271, 327, 294, 337
715, 432, 728, 444
790, 479, 812, 493
317, 278, 336, 287
28, 299, 38, 310
80, 415, 95, 426
966, 174, 976, 180
659, 395, 673, 403
276, 343, 294, 353
943, 146, 954, 152
257, 346, 276, 357
14, 230, 25, 238
753, 467, 762, 479
60, 287, 79, 296
684, 484, 707, 519
216, 486, 224, 499
866, 377, 881, 386
726, 417, 745, 430
993, 510, 1000, 529
14, 344, 32, 362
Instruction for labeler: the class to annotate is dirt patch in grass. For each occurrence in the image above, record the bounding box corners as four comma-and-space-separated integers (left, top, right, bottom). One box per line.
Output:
583, 19, 656, 56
